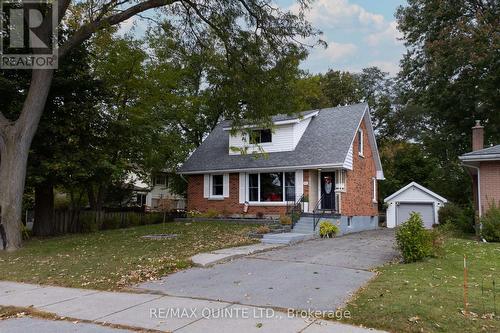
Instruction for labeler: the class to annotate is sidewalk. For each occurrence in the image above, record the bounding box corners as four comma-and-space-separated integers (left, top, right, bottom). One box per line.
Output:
0, 281, 385, 332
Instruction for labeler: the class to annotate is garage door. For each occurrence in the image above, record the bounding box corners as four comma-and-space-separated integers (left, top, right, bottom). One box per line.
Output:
396, 203, 434, 229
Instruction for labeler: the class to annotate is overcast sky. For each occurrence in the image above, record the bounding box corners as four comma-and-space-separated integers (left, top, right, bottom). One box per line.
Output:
276, 0, 407, 76
120, 1, 407, 76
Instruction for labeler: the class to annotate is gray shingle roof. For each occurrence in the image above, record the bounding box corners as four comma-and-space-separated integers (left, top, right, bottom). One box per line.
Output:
461, 144, 500, 157
179, 103, 368, 173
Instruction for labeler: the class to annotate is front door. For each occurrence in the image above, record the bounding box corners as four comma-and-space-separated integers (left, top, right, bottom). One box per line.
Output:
321, 172, 335, 210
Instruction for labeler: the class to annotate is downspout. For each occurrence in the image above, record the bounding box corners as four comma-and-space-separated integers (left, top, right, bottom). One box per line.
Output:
467, 164, 484, 241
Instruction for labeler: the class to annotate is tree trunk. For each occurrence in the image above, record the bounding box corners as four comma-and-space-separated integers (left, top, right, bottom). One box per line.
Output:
33, 181, 55, 236
0, 69, 54, 251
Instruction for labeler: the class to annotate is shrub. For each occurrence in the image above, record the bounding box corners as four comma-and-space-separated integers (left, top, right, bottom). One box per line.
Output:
481, 202, 500, 242
126, 213, 142, 227
80, 213, 99, 233
187, 210, 202, 218
102, 215, 121, 230
280, 215, 292, 225
395, 212, 432, 263
204, 209, 219, 218
319, 221, 339, 238
255, 226, 271, 234
438, 203, 475, 234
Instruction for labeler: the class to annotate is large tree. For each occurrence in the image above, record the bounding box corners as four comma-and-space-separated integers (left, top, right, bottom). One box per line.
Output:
395, 0, 500, 203
0, 0, 318, 250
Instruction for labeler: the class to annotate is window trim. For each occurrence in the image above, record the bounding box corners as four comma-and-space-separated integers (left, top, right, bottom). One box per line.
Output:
358, 129, 364, 157
210, 174, 224, 198
250, 129, 272, 144
247, 172, 296, 203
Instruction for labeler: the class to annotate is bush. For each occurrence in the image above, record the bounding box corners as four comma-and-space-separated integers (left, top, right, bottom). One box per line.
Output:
438, 203, 475, 234
481, 202, 500, 242
102, 215, 121, 230
125, 213, 142, 227
203, 209, 219, 218
280, 215, 292, 225
80, 213, 99, 233
319, 221, 339, 238
255, 226, 271, 234
395, 212, 432, 263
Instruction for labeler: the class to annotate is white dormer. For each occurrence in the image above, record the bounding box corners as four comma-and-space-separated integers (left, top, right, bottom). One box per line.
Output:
225, 111, 318, 155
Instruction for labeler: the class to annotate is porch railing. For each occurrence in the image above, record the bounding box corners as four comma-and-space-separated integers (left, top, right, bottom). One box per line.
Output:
312, 193, 341, 231
286, 194, 304, 229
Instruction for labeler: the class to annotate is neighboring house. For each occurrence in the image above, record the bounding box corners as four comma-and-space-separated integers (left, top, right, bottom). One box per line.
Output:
179, 103, 384, 233
384, 182, 447, 229
459, 121, 500, 217
133, 172, 186, 211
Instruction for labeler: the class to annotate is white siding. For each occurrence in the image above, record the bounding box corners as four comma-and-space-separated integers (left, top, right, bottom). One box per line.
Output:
343, 144, 354, 170
228, 118, 312, 155
292, 117, 312, 147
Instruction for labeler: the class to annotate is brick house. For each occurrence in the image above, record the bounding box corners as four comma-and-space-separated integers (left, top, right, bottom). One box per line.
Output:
179, 103, 384, 234
459, 121, 500, 216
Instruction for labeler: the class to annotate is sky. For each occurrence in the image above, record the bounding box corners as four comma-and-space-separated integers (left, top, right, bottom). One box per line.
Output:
277, 0, 407, 76
121, 0, 407, 76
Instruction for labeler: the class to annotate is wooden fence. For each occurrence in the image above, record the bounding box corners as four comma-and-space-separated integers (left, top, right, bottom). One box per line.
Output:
52, 210, 182, 234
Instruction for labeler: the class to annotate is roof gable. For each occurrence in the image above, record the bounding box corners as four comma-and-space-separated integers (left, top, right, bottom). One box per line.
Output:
384, 182, 448, 203
179, 103, 383, 174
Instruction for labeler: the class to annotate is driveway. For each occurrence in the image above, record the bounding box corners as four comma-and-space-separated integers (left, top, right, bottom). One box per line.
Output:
137, 229, 397, 311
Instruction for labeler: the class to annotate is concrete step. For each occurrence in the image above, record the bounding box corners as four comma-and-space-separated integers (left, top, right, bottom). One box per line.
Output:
261, 233, 315, 245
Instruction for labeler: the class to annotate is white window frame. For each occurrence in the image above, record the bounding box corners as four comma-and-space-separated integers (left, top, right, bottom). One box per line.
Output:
247, 172, 296, 203
372, 177, 378, 203
358, 129, 364, 157
210, 174, 224, 199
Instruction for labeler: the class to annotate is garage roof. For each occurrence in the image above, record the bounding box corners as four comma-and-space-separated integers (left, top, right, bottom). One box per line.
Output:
384, 182, 448, 203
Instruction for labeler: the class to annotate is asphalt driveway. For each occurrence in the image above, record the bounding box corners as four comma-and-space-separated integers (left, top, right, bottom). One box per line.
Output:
137, 229, 397, 311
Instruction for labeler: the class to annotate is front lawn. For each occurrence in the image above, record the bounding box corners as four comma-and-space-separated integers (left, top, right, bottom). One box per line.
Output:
0, 222, 259, 290
342, 237, 500, 332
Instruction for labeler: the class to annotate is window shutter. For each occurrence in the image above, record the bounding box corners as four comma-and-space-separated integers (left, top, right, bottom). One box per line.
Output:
203, 174, 210, 198
295, 170, 303, 201
239, 173, 246, 203
223, 174, 230, 197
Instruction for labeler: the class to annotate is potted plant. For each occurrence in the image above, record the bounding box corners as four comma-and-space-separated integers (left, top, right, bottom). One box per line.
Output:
302, 195, 309, 212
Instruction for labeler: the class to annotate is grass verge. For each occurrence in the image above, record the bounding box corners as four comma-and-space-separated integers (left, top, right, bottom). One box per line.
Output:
0, 222, 259, 290
341, 237, 500, 332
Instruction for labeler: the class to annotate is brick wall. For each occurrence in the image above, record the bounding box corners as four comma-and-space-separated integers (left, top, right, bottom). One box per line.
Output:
186, 174, 287, 217
480, 161, 500, 213
341, 119, 378, 217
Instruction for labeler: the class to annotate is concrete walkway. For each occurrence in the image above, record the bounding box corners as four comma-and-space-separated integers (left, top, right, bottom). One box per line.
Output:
0, 281, 385, 332
191, 243, 284, 267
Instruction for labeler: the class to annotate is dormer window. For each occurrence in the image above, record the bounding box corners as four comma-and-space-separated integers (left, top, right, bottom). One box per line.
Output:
250, 129, 272, 144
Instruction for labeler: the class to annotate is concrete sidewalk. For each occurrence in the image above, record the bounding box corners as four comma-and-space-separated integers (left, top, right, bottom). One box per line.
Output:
0, 281, 385, 333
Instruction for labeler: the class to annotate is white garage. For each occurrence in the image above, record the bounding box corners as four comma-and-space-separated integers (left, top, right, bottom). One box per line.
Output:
384, 182, 447, 229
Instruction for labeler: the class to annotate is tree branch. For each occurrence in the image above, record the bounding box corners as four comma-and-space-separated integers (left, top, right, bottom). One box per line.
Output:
59, 0, 179, 58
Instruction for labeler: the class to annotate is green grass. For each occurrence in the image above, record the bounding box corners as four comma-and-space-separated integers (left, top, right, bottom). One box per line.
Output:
0, 222, 259, 290
342, 237, 500, 332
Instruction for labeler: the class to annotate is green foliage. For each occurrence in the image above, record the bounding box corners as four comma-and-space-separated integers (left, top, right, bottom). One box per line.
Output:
124, 213, 142, 227
80, 214, 100, 233
481, 202, 500, 242
280, 215, 292, 225
395, 212, 433, 263
395, 0, 500, 205
204, 210, 219, 219
101, 215, 121, 230
319, 221, 339, 238
438, 203, 476, 234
